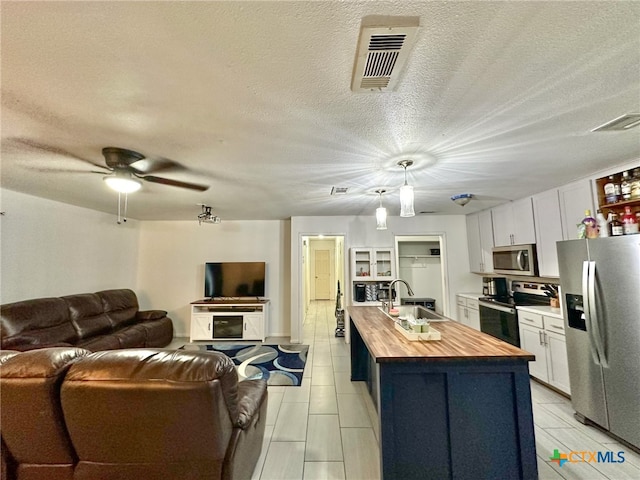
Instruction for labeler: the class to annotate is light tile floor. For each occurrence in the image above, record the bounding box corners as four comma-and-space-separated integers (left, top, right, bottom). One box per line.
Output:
173, 300, 640, 479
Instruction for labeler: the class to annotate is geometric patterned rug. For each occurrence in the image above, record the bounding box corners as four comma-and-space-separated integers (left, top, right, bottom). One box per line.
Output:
180, 343, 309, 386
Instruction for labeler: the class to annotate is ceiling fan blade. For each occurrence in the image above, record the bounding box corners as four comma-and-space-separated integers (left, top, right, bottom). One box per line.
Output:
141, 175, 209, 191
129, 156, 182, 175
6, 138, 105, 168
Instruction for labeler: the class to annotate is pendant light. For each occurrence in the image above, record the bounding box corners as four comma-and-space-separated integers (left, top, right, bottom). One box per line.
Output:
375, 189, 387, 230
398, 160, 415, 217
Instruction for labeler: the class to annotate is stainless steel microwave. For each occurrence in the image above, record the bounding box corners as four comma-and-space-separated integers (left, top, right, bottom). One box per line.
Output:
492, 244, 538, 276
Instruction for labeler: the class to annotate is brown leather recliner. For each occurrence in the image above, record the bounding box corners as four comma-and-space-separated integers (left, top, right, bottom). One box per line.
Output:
61, 348, 267, 480
0, 348, 267, 480
0, 347, 91, 480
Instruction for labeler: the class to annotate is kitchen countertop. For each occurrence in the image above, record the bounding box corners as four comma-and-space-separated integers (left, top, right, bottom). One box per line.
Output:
456, 292, 483, 300
516, 304, 563, 319
347, 306, 534, 362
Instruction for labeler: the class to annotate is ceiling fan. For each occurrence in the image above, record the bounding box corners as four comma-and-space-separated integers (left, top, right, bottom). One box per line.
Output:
100, 147, 209, 193
7, 139, 209, 193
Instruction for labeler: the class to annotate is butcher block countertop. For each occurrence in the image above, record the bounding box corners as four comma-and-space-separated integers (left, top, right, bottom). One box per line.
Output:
348, 306, 535, 363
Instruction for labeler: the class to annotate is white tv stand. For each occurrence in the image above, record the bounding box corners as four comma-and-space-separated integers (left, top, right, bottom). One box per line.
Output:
190, 299, 268, 342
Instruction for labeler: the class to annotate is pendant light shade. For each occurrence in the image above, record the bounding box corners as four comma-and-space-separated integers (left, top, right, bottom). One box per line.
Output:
398, 160, 415, 217
399, 184, 415, 217
375, 189, 387, 230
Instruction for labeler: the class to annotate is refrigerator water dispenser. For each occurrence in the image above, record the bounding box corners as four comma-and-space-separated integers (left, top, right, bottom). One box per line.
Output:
566, 294, 586, 331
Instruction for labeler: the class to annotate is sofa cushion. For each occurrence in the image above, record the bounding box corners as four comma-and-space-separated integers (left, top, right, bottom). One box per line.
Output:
62, 293, 113, 339
96, 289, 139, 329
138, 317, 174, 347
61, 349, 240, 480
0, 297, 78, 349
76, 334, 120, 352
0, 347, 91, 480
112, 325, 147, 349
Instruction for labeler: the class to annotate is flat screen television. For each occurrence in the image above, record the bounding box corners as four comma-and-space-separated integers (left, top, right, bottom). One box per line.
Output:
204, 262, 266, 299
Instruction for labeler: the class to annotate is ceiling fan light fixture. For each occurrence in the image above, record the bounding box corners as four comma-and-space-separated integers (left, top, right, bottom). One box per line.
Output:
103, 172, 142, 193
398, 160, 415, 217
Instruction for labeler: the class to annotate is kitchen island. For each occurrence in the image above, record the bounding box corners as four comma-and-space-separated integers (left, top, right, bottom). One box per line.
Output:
348, 306, 537, 480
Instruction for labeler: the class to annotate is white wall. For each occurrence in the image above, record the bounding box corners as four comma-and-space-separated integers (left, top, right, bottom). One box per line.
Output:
136, 219, 291, 337
290, 215, 480, 343
0, 189, 139, 304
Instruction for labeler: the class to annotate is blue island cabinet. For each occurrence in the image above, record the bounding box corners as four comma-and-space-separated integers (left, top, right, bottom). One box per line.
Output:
349, 309, 537, 480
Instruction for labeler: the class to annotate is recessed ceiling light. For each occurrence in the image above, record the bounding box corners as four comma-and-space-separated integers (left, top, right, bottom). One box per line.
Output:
591, 113, 640, 132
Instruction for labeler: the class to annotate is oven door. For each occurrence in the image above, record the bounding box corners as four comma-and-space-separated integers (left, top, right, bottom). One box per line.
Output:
479, 302, 520, 347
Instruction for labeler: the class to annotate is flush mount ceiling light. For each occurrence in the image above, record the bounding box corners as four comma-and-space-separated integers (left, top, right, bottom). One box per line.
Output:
398, 160, 415, 217
451, 193, 473, 207
103, 171, 142, 193
375, 189, 388, 230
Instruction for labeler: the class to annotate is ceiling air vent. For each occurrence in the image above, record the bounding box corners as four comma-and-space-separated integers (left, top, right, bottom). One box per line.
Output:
351, 16, 420, 93
591, 113, 640, 132
331, 186, 349, 195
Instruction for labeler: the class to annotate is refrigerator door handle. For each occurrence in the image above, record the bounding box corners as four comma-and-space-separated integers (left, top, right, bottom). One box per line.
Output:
588, 261, 608, 367
582, 260, 601, 365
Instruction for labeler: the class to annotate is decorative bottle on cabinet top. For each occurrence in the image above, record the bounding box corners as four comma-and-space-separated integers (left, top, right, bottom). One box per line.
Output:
596, 209, 609, 238
581, 210, 599, 239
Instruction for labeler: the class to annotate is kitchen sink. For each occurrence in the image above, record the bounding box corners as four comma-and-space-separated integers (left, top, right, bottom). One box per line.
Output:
379, 304, 448, 322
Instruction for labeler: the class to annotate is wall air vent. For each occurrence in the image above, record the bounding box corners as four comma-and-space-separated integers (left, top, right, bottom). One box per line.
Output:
331, 186, 349, 195
351, 16, 420, 93
591, 113, 640, 132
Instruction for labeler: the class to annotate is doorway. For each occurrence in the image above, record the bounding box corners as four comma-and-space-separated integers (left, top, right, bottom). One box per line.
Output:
301, 235, 345, 320
394, 235, 449, 317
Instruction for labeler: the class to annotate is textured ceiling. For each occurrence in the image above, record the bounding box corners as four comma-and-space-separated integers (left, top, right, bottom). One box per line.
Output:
1, 1, 639, 220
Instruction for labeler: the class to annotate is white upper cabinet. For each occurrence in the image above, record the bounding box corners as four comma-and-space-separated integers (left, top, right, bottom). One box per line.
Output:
492, 197, 536, 246
478, 210, 495, 273
466, 213, 482, 273
532, 189, 563, 277
466, 210, 494, 274
559, 180, 594, 241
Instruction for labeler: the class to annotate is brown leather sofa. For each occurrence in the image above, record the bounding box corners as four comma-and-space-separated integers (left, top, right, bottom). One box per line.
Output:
0, 289, 173, 351
0, 347, 268, 480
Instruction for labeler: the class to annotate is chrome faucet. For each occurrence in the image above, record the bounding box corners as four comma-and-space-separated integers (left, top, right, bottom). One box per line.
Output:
386, 279, 415, 312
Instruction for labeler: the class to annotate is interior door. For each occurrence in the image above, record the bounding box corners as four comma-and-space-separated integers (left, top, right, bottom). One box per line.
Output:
314, 249, 331, 300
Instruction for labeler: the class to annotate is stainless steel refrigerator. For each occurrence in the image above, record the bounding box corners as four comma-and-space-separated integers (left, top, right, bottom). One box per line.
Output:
557, 236, 640, 449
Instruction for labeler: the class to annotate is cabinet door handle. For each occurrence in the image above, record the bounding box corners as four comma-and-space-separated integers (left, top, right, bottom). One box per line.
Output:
547, 324, 564, 332
208, 323, 211, 331
543, 332, 548, 346
539, 330, 544, 345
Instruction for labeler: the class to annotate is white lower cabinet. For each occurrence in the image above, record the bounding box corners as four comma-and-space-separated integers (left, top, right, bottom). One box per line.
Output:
243, 313, 264, 340
518, 309, 570, 395
456, 295, 480, 331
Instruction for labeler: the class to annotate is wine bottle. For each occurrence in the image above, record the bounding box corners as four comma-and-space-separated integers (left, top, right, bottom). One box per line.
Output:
603, 175, 621, 204
621, 171, 632, 201
610, 213, 624, 236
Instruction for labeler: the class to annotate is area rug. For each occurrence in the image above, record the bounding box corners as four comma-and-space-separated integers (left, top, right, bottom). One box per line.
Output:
180, 343, 309, 386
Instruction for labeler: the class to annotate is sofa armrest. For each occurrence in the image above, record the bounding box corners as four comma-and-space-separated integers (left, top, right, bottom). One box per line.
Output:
235, 379, 268, 429
135, 310, 167, 321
